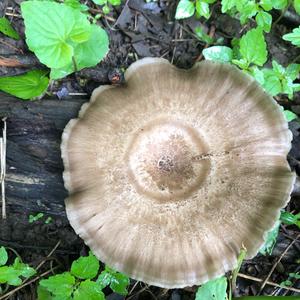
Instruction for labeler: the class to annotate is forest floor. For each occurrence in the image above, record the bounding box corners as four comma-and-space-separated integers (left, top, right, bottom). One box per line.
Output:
0, 0, 300, 299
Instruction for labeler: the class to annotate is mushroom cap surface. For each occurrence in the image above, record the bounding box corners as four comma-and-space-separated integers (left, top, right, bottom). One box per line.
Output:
61, 58, 295, 288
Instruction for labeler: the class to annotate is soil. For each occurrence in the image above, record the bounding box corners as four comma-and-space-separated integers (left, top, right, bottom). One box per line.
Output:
0, 0, 300, 299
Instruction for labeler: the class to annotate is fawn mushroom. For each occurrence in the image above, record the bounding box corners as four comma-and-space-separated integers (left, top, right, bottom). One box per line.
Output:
61, 58, 295, 288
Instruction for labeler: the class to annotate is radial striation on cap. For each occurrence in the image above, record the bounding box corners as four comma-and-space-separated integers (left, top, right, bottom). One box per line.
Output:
61, 58, 295, 288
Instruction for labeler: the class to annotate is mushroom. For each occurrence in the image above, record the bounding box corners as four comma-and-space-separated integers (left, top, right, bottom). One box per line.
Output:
61, 58, 295, 288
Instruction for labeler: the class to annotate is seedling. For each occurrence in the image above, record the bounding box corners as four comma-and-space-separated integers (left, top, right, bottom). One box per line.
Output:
38, 251, 130, 299
0, 246, 36, 287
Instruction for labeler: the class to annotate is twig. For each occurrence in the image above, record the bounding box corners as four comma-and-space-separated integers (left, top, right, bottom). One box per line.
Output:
273, 0, 292, 26
35, 240, 61, 272
4, 12, 21, 18
0, 57, 24, 67
0, 266, 59, 300
196, 25, 216, 62
237, 273, 300, 293
128, 280, 140, 295
1, 117, 7, 219
258, 234, 300, 294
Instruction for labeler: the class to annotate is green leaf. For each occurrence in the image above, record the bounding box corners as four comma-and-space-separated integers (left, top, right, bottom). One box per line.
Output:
0, 246, 8, 266
239, 28, 267, 66
29, 212, 44, 223
290, 272, 300, 279
281, 279, 293, 287
39, 272, 75, 298
0, 266, 22, 286
92, 0, 107, 4
272, 0, 288, 9
261, 69, 282, 96
260, 0, 273, 11
194, 27, 214, 44
284, 110, 298, 121
108, 0, 121, 5
281, 211, 300, 225
71, 251, 100, 280
250, 66, 265, 85
21, 1, 91, 69
282, 77, 295, 99
239, 1, 258, 24
110, 272, 130, 296
50, 24, 109, 79
283, 27, 300, 47
272, 60, 285, 76
175, 0, 195, 19
202, 46, 233, 62
286, 63, 300, 80
221, 0, 236, 13
97, 270, 113, 289
0, 70, 49, 100
256, 11, 272, 32
64, 0, 89, 11
37, 285, 53, 300
259, 220, 280, 255
13, 257, 36, 279
0, 17, 20, 40
196, 1, 210, 19
73, 280, 105, 300
195, 276, 227, 300
295, 0, 300, 14
232, 58, 249, 69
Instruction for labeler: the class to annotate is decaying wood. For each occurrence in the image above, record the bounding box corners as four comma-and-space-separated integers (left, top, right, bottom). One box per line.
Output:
0, 92, 88, 217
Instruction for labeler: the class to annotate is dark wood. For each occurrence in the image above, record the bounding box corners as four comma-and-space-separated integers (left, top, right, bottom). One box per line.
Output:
0, 92, 88, 217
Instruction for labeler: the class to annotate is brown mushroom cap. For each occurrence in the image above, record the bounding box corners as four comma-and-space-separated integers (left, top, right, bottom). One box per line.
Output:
61, 58, 295, 288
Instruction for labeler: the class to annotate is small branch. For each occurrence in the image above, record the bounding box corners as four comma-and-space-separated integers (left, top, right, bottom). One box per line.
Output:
1, 117, 7, 219
0, 57, 23, 67
273, 0, 292, 26
258, 234, 300, 294
35, 240, 61, 272
237, 273, 300, 293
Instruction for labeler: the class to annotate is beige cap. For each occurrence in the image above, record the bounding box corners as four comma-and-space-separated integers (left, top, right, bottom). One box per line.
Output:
61, 58, 295, 288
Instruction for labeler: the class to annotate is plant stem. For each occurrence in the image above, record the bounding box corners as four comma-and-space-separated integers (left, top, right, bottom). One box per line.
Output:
72, 56, 78, 73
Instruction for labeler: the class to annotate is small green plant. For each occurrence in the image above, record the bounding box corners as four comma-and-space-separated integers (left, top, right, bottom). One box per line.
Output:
38, 251, 130, 300
92, 0, 122, 14
280, 272, 300, 287
29, 213, 53, 224
29, 212, 44, 223
0, 246, 36, 287
203, 26, 300, 103
21, 1, 109, 80
175, 0, 217, 20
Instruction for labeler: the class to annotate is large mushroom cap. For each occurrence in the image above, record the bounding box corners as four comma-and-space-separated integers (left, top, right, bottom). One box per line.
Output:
61, 58, 295, 288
